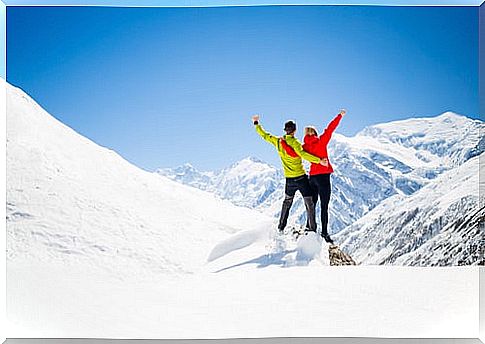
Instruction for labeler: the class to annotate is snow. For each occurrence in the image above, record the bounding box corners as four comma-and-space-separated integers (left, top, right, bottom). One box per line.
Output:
6, 81, 273, 278
207, 224, 270, 262
332, 132, 432, 169
207, 226, 331, 272
335, 153, 482, 266
158, 156, 283, 210
295, 232, 323, 263
7, 263, 479, 339
5, 79, 482, 338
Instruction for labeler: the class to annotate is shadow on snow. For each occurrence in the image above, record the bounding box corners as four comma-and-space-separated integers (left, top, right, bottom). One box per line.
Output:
213, 249, 311, 273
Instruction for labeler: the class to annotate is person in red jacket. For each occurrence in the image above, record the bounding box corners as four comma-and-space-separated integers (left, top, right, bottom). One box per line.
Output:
302, 109, 346, 244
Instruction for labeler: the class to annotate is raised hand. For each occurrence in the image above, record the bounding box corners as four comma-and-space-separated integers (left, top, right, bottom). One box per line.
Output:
339, 109, 347, 117
252, 114, 260, 123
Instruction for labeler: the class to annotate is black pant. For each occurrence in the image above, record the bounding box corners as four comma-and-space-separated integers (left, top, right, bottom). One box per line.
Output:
308, 174, 332, 237
278, 175, 317, 232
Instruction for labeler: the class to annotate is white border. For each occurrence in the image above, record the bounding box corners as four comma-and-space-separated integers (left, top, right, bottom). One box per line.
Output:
2, 2, 483, 341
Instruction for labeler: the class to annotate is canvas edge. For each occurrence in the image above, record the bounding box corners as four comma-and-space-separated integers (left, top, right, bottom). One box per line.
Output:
1, 0, 7, 342
1, 1, 483, 342
479, 1, 484, 341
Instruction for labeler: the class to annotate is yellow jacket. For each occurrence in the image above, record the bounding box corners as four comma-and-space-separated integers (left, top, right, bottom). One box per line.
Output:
255, 124, 320, 178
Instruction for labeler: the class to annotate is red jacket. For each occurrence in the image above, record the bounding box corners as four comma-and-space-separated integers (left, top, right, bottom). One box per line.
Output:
303, 114, 342, 175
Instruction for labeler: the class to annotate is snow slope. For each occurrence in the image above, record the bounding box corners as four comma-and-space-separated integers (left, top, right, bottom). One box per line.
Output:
7, 263, 479, 339
335, 153, 483, 266
6, 82, 272, 278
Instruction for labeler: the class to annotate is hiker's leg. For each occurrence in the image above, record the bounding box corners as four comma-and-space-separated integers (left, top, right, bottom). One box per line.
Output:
298, 176, 317, 232
319, 174, 332, 237
278, 179, 297, 231
303, 196, 317, 232
306, 176, 319, 230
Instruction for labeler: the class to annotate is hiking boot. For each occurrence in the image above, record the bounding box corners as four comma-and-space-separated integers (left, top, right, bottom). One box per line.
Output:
322, 234, 334, 244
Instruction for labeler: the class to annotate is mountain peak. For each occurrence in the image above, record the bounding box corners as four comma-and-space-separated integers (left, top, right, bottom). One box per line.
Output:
357, 111, 479, 138
224, 156, 276, 174
239, 156, 267, 165
180, 162, 196, 170
362, 111, 471, 130
436, 111, 464, 119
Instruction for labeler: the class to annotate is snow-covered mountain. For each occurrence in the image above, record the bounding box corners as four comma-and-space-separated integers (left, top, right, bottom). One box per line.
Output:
335, 153, 484, 266
325, 112, 482, 231
159, 112, 483, 234
157, 157, 283, 209
6, 82, 272, 278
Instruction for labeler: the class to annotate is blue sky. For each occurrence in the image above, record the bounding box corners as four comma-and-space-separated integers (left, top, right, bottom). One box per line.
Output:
7, 5, 479, 170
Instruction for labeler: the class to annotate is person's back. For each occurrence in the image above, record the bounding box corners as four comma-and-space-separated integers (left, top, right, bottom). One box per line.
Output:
253, 120, 321, 178
303, 111, 343, 176
301, 110, 346, 244
252, 115, 326, 234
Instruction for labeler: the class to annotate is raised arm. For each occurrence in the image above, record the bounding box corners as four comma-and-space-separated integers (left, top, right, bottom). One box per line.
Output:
285, 136, 321, 164
252, 115, 279, 147
320, 109, 345, 145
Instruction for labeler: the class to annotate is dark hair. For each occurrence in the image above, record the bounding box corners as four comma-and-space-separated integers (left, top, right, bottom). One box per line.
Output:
284, 120, 297, 134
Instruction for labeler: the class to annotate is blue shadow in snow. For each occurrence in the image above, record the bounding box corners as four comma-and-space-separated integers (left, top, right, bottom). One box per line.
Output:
214, 249, 297, 273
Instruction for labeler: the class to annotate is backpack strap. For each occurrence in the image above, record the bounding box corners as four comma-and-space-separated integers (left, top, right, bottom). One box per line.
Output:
280, 138, 299, 158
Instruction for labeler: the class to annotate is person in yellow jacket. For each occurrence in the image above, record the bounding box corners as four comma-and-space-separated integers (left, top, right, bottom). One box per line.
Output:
251, 114, 328, 234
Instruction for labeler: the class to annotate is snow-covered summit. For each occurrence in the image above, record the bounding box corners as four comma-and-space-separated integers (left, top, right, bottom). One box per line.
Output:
158, 156, 283, 209
356, 111, 482, 166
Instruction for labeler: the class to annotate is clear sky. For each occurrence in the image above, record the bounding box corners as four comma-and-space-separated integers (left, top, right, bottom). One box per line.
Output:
7, 5, 479, 171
